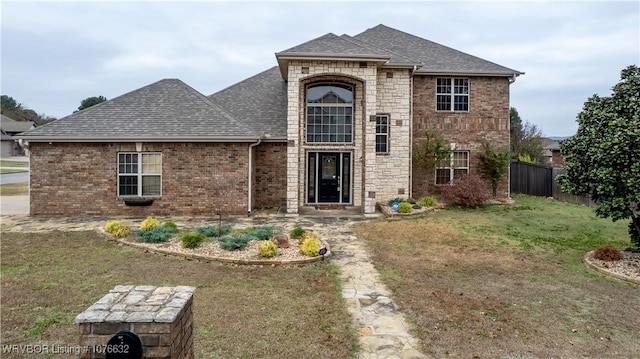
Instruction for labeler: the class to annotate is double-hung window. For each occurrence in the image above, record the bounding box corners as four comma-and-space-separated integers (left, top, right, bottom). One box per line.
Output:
436, 78, 469, 111
118, 152, 162, 196
375, 114, 389, 153
435, 150, 469, 185
306, 83, 353, 143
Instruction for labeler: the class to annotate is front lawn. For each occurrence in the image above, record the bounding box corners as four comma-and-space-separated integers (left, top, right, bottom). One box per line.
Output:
0, 231, 358, 359
353, 194, 639, 358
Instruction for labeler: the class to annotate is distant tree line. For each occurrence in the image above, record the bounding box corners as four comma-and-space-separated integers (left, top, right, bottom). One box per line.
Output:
1, 95, 57, 126
510, 107, 544, 164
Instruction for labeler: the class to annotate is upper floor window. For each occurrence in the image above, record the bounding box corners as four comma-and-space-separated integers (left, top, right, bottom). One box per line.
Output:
118, 152, 162, 196
306, 84, 353, 143
375, 114, 389, 153
436, 78, 469, 112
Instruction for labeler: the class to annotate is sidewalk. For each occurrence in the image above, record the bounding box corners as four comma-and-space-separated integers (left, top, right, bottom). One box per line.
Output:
0, 212, 430, 358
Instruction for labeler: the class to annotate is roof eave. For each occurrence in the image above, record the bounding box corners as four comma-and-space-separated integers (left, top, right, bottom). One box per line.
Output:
414, 70, 525, 77
276, 52, 391, 80
17, 136, 288, 143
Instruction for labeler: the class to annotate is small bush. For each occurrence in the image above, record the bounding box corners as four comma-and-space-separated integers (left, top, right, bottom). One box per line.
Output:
140, 216, 161, 231
181, 232, 205, 249
134, 227, 174, 243
440, 174, 492, 207
388, 197, 405, 206
218, 233, 253, 251
104, 221, 131, 238
197, 224, 232, 237
300, 236, 320, 257
162, 221, 178, 230
298, 233, 318, 245
418, 196, 439, 207
245, 225, 274, 241
397, 202, 413, 213
290, 227, 306, 240
259, 240, 279, 258
593, 246, 623, 261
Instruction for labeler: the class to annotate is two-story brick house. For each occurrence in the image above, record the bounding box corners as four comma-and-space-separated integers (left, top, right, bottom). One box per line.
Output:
18, 24, 522, 216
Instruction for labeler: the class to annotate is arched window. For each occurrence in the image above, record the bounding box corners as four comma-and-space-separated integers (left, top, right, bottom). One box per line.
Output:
306, 84, 353, 143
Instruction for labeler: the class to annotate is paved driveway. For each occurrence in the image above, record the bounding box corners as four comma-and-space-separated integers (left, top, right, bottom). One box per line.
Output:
0, 195, 28, 215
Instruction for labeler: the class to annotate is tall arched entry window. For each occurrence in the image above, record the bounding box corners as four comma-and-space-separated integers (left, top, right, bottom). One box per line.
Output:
305, 83, 353, 205
306, 84, 353, 143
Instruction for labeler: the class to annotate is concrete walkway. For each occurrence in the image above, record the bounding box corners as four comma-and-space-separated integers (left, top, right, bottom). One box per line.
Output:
0, 212, 429, 358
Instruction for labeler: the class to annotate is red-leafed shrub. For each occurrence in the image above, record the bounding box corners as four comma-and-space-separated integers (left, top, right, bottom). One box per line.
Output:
440, 174, 492, 208
593, 246, 623, 261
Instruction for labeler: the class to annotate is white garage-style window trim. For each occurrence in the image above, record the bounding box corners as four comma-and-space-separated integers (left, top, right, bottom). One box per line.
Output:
435, 150, 469, 185
118, 152, 162, 196
436, 78, 469, 112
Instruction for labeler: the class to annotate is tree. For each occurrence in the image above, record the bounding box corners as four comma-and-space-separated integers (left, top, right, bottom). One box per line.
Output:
413, 130, 453, 173
76, 96, 107, 112
558, 65, 640, 249
478, 142, 511, 197
510, 107, 544, 163
1, 94, 56, 124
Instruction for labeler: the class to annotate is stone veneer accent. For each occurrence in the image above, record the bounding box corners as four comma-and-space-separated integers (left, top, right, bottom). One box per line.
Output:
412, 75, 511, 199
29, 142, 286, 216
75, 285, 195, 359
285, 60, 412, 214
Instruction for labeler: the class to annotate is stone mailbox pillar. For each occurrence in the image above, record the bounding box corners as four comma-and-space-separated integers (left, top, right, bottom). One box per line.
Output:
75, 285, 195, 359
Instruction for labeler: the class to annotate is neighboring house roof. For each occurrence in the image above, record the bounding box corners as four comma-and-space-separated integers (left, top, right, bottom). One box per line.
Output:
1, 114, 35, 134
208, 66, 287, 139
18, 79, 261, 142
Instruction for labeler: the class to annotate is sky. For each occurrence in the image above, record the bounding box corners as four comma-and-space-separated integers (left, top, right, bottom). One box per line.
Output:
1, 1, 638, 137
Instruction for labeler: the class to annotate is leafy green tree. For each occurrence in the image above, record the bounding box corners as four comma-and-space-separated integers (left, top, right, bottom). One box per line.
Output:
76, 96, 107, 112
558, 65, 640, 248
1, 95, 20, 113
510, 107, 544, 163
478, 142, 511, 197
413, 130, 453, 172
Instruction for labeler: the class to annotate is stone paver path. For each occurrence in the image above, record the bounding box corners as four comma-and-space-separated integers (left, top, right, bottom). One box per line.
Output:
0, 213, 429, 358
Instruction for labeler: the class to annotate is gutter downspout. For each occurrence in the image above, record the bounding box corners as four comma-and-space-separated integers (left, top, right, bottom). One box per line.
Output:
409, 65, 417, 199
247, 138, 262, 215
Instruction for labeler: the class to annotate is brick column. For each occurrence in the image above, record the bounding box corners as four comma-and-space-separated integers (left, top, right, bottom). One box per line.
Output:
75, 285, 195, 359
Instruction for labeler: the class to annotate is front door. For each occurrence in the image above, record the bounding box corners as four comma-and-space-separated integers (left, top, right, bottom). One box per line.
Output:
307, 152, 351, 204
319, 153, 339, 202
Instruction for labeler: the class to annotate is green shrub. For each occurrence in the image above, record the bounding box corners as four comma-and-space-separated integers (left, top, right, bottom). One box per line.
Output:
300, 236, 320, 257
418, 196, 439, 207
298, 233, 318, 245
140, 216, 161, 231
181, 232, 205, 249
134, 227, 175, 243
440, 174, 492, 207
197, 224, 232, 237
397, 202, 413, 213
259, 240, 279, 258
290, 227, 306, 239
388, 197, 405, 206
162, 221, 178, 230
244, 225, 274, 240
104, 221, 131, 238
218, 234, 253, 251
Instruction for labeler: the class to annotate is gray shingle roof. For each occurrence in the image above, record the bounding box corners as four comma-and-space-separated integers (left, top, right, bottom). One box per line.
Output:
1, 114, 34, 134
354, 24, 523, 76
19, 79, 260, 141
277, 33, 390, 59
208, 66, 287, 138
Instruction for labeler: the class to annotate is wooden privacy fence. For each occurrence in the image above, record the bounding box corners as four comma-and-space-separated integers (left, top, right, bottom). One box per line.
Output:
509, 162, 595, 206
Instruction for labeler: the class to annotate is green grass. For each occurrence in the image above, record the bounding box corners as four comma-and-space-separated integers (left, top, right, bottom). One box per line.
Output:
1, 231, 359, 359
0, 181, 28, 195
0, 168, 27, 174
0, 160, 28, 168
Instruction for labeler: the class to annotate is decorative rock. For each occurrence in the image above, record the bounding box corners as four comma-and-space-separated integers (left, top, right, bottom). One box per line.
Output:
273, 234, 290, 248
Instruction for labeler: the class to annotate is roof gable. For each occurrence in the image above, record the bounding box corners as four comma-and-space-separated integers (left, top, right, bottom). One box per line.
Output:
19, 79, 259, 141
354, 24, 522, 76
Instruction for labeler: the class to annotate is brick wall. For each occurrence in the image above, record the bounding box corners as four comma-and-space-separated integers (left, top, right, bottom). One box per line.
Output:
253, 142, 287, 209
29, 142, 285, 216
412, 75, 511, 199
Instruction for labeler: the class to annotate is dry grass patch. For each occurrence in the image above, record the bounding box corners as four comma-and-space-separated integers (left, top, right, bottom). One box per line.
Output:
0, 231, 358, 359
0, 182, 28, 196
354, 195, 640, 358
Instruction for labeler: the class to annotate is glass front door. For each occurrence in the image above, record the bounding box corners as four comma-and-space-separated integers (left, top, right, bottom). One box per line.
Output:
307, 152, 351, 204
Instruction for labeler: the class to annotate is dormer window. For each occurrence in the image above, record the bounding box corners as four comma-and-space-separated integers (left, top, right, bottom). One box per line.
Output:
306, 83, 353, 143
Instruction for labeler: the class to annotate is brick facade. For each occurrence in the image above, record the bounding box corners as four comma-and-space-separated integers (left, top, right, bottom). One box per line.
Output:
412, 75, 511, 199
29, 142, 286, 216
